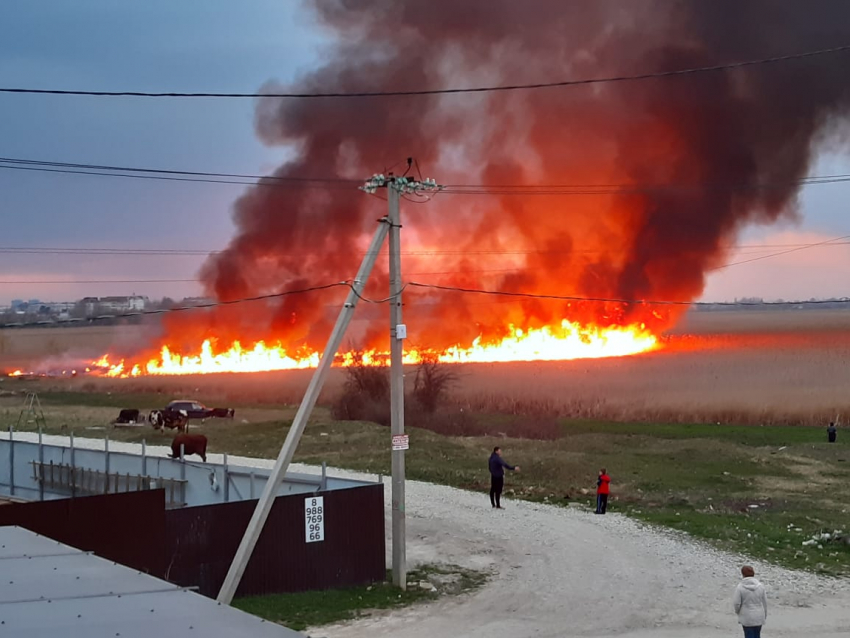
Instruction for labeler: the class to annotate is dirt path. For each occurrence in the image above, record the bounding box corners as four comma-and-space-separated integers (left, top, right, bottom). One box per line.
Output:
307, 469, 850, 638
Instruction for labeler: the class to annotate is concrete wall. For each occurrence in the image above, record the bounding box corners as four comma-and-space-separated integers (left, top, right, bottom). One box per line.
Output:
0, 431, 374, 508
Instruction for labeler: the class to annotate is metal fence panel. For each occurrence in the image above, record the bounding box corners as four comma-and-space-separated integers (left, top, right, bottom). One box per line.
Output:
0, 489, 166, 577
164, 484, 386, 598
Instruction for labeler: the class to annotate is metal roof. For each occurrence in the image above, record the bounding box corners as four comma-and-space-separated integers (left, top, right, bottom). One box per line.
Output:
0, 526, 303, 638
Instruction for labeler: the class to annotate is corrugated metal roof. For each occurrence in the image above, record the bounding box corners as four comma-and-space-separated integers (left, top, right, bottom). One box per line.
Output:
0, 527, 303, 638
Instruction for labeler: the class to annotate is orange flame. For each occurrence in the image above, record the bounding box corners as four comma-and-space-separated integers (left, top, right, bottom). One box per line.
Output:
8, 370, 24, 377
92, 321, 658, 377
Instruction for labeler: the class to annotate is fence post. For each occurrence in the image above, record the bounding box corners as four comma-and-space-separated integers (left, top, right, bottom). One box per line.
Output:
321, 461, 327, 492
223, 453, 229, 503
249, 471, 255, 499
141, 439, 147, 476
104, 435, 109, 493
38, 426, 44, 501
180, 444, 186, 485
8, 426, 14, 497
69, 432, 76, 498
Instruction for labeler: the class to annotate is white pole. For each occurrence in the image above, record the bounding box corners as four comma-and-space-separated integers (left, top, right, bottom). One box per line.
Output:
387, 181, 407, 589
216, 215, 391, 605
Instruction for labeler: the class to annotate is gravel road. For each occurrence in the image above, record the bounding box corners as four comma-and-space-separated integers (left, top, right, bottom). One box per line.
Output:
9, 433, 850, 637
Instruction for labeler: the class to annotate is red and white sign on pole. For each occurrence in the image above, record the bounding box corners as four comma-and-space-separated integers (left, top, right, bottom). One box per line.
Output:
392, 434, 409, 451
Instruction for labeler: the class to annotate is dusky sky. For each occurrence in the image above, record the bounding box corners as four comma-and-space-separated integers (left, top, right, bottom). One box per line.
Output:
1, 1, 848, 307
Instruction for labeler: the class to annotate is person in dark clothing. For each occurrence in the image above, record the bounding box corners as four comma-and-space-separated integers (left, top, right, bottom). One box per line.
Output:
828, 422, 837, 443
489, 446, 520, 509
595, 468, 610, 514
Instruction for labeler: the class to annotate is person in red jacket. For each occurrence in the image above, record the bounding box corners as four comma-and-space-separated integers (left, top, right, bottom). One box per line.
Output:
595, 468, 610, 514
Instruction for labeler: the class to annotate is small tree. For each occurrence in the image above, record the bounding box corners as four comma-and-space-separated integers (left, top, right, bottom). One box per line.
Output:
331, 355, 390, 425
412, 354, 458, 414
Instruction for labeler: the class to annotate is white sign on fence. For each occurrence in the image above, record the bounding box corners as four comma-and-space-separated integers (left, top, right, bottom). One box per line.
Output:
392, 434, 409, 451
304, 496, 325, 543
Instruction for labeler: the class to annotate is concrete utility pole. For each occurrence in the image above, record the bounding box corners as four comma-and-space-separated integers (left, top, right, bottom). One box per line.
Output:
216, 214, 391, 605
365, 171, 442, 589
387, 180, 407, 589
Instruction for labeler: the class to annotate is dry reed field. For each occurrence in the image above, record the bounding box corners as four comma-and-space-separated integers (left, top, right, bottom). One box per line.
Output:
1, 309, 849, 425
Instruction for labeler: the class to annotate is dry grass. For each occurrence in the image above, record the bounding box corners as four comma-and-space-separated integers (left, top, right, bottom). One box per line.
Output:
2, 309, 849, 426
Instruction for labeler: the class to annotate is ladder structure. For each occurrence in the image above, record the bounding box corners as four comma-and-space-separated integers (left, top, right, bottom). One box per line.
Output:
16, 391, 47, 429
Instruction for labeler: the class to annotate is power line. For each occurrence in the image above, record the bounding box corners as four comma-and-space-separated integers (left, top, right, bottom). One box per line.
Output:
441, 175, 850, 195
2, 43, 849, 99
5, 237, 846, 285
0, 163, 355, 189
0, 157, 358, 184
708, 234, 850, 270
1, 240, 848, 258
406, 282, 850, 308
0, 279, 197, 284
5, 156, 850, 196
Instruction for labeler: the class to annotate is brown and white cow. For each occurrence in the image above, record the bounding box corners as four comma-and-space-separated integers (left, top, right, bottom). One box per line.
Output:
149, 409, 189, 433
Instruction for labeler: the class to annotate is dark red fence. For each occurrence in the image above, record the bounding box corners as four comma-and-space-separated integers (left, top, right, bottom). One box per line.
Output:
164, 484, 386, 598
0, 483, 385, 599
0, 489, 165, 575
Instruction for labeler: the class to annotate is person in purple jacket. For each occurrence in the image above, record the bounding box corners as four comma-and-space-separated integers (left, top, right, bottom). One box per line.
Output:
489, 446, 520, 509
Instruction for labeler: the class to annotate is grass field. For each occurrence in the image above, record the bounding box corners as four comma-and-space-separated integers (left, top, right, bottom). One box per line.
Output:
2, 381, 848, 576
2, 309, 849, 576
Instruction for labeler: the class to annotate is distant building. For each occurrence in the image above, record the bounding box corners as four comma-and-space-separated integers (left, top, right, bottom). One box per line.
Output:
81, 295, 149, 316
180, 296, 215, 307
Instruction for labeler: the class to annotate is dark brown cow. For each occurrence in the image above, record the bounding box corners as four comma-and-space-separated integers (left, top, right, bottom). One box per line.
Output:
169, 433, 208, 462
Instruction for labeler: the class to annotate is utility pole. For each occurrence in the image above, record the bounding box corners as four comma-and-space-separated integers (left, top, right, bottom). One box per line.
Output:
218, 172, 440, 604
217, 214, 391, 605
387, 180, 407, 589
365, 171, 441, 589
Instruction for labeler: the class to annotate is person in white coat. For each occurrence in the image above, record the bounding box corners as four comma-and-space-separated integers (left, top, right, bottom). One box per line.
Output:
733, 565, 768, 638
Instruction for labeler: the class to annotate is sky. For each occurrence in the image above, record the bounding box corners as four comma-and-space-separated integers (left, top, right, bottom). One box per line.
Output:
0, 0, 848, 307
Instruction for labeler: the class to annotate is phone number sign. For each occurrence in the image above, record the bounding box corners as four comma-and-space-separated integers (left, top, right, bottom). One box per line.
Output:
305, 496, 325, 543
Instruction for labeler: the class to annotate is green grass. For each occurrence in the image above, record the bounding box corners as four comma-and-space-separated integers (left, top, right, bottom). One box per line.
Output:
4, 384, 849, 576
232, 566, 486, 631
629, 503, 850, 574
560, 419, 827, 446
36, 390, 167, 410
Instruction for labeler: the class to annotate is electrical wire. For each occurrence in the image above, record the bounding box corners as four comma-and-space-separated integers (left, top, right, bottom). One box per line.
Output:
406, 282, 850, 307
4, 237, 844, 285
349, 283, 408, 304
708, 234, 850, 271
0, 279, 197, 284
0, 163, 355, 189
1, 240, 847, 259
2, 43, 849, 99
440, 175, 850, 196
0, 157, 359, 184
5, 156, 850, 196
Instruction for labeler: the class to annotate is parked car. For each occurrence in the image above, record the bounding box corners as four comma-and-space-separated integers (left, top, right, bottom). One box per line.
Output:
164, 400, 235, 421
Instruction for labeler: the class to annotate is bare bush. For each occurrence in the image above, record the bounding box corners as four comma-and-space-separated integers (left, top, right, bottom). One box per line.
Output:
330, 358, 390, 425
412, 354, 459, 414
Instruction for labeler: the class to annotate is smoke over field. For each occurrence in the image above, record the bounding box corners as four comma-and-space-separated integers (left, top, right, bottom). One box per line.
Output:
179, 0, 850, 356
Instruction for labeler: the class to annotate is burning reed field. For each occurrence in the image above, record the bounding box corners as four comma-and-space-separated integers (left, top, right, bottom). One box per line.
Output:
2, 308, 850, 576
